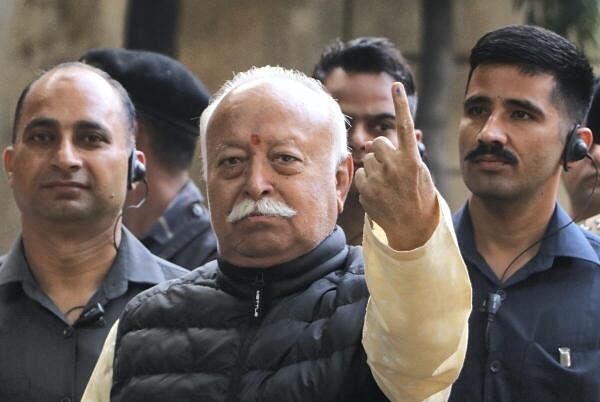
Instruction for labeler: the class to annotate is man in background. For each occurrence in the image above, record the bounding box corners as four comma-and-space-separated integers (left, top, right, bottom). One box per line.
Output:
313, 37, 425, 245
0, 62, 185, 402
563, 79, 600, 233
82, 48, 217, 269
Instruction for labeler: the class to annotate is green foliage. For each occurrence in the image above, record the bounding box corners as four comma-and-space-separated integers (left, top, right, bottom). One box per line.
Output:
513, 0, 600, 49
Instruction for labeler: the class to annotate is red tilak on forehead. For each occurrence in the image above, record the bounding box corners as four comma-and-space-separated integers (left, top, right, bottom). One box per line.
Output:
250, 134, 261, 145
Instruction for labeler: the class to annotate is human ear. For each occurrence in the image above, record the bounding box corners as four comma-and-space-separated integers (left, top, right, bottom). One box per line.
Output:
335, 155, 353, 213
415, 128, 423, 143
128, 149, 146, 191
577, 126, 593, 150
3, 147, 15, 186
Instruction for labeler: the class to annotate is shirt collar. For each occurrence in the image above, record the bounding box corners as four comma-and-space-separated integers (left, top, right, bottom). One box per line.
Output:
0, 229, 174, 300
454, 202, 599, 275
143, 180, 205, 245
101, 228, 175, 299
0, 237, 33, 286
216, 226, 348, 299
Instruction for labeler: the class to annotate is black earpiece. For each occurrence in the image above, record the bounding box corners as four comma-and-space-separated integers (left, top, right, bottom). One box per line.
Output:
417, 142, 426, 159
562, 124, 588, 172
127, 150, 146, 189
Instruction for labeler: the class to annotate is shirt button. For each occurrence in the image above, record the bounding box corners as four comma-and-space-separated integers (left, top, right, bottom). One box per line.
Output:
490, 360, 502, 373
60, 397, 72, 402
62, 327, 74, 338
192, 203, 203, 217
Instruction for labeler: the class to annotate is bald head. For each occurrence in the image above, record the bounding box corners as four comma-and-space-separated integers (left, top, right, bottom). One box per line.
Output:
12, 62, 136, 147
200, 66, 348, 180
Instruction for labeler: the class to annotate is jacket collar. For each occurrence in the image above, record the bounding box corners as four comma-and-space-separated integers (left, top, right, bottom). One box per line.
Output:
142, 180, 208, 245
216, 226, 349, 299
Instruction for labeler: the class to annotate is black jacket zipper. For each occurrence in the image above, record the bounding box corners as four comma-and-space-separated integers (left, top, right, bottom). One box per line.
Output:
226, 271, 267, 402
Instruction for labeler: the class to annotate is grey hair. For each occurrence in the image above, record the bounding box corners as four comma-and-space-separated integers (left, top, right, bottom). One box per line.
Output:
199, 66, 349, 180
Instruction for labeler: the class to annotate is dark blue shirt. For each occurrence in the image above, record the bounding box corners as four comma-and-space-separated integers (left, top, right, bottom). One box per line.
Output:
141, 180, 217, 269
0, 229, 187, 402
449, 203, 600, 402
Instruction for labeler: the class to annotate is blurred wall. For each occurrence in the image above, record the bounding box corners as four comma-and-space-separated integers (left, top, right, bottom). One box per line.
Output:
177, 0, 524, 213
0, 0, 127, 251
0, 0, 564, 252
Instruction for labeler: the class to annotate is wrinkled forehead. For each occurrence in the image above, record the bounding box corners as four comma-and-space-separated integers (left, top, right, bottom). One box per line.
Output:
207, 79, 334, 140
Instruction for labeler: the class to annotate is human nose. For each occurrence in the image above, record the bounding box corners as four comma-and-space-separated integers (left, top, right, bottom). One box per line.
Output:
52, 139, 82, 172
476, 113, 507, 146
243, 159, 274, 200
349, 121, 370, 154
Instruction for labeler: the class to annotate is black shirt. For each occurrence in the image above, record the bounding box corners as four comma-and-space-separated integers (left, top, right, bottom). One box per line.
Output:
0, 229, 186, 402
141, 180, 217, 269
449, 203, 600, 402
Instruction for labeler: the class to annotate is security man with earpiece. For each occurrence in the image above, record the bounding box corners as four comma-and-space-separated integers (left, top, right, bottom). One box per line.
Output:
81, 48, 218, 270
0, 62, 186, 402
564, 78, 600, 233
449, 25, 600, 402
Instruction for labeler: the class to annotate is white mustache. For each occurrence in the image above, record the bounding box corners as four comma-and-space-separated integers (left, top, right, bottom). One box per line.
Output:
227, 197, 297, 223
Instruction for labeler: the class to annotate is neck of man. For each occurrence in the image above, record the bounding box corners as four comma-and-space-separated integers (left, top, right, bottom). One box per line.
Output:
337, 187, 364, 246
20, 217, 121, 324
123, 166, 189, 238
571, 201, 600, 223
468, 180, 559, 282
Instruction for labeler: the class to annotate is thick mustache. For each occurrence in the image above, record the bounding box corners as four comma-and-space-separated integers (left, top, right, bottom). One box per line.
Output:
227, 197, 297, 223
464, 143, 518, 165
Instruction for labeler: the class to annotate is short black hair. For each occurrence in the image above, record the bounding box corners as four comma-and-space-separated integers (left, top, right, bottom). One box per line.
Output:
468, 25, 594, 125
139, 112, 197, 170
12, 62, 136, 147
313, 37, 416, 95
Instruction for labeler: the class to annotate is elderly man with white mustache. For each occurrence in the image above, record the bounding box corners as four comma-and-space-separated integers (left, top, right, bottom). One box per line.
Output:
83, 66, 470, 402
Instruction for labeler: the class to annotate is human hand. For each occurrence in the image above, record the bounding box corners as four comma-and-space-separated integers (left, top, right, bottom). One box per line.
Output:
354, 82, 439, 250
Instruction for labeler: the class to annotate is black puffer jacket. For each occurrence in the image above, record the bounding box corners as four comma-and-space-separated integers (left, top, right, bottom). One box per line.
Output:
111, 228, 389, 402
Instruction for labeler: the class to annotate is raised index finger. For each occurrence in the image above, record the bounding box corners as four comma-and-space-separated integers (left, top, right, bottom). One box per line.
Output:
392, 82, 418, 158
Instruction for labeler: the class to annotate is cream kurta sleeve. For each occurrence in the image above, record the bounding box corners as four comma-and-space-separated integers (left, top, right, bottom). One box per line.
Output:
81, 320, 118, 402
362, 193, 471, 402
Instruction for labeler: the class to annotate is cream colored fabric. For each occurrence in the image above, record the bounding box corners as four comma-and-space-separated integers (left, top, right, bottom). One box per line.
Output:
362, 193, 471, 402
81, 320, 117, 402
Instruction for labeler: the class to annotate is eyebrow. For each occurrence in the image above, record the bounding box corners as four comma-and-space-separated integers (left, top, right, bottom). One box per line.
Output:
346, 112, 396, 121
74, 121, 112, 138
463, 95, 490, 110
463, 95, 544, 117
503, 98, 544, 117
23, 117, 59, 132
24, 118, 111, 136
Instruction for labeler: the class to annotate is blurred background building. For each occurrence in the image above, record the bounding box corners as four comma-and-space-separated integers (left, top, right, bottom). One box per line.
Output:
0, 0, 598, 251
